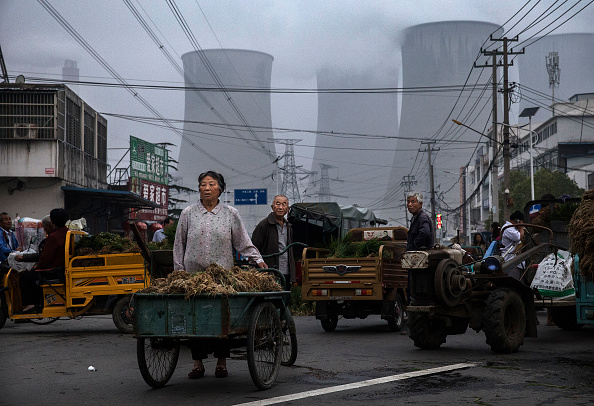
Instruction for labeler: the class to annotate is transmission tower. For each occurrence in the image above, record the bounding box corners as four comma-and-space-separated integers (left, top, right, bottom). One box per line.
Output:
546, 51, 560, 116
401, 175, 417, 224
316, 163, 345, 202
275, 139, 301, 202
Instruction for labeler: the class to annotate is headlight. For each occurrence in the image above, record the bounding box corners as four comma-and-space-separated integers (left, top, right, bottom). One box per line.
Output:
482, 255, 503, 273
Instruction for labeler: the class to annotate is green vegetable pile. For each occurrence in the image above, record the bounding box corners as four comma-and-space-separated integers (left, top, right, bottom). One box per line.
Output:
74, 232, 140, 256
327, 235, 388, 258
147, 222, 177, 251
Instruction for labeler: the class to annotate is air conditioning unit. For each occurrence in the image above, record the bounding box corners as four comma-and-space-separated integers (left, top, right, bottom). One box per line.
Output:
14, 123, 38, 139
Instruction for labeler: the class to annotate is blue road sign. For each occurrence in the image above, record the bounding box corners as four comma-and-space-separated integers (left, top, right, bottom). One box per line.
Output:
529, 204, 541, 214
234, 188, 267, 205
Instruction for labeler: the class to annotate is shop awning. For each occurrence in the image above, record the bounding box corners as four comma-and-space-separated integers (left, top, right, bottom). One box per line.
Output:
61, 186, 158, 210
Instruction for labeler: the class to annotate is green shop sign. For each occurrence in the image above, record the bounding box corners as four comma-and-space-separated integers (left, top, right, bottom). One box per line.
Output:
130, 136, 169, 184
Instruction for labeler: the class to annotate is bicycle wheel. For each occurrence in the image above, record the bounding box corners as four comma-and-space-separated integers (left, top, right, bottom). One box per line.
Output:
281, 319, 298, 366
247, 302, 282, 390
137, 337, 180, 388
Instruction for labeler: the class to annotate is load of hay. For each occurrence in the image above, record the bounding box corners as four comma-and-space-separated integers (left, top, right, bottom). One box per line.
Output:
568, 189, 594, 280
138, 264, 283, 298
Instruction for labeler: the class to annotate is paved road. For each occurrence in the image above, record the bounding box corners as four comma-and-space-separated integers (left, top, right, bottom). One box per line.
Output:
1, 312, 593, 405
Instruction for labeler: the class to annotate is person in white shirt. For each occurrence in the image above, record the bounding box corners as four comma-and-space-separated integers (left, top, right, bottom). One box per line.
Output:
501, 210, 526, 281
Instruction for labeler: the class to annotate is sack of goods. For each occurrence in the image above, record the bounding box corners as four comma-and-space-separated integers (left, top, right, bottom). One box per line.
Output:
530, 249, 575, 299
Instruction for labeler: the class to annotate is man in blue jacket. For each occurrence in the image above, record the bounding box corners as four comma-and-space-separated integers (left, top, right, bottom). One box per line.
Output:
0, 212, 21, 265
406, 192, 434, 251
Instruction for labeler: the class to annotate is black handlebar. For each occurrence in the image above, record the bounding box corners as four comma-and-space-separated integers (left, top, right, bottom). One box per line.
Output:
260, 242, 307, 258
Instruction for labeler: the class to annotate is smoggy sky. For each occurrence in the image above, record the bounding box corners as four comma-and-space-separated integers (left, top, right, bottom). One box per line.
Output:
2, 1, 593, 204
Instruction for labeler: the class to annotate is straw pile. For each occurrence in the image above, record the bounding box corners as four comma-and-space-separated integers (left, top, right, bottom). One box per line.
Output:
139, 264, 283, 298
568, 189, 594, 280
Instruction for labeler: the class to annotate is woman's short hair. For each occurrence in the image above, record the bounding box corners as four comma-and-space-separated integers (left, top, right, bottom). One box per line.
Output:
41, 215, 52, 229
198, 171, 226, 193
406, 191, 423, 204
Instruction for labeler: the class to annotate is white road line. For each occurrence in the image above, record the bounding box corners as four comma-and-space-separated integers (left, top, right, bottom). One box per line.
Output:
234, 362, 478, 406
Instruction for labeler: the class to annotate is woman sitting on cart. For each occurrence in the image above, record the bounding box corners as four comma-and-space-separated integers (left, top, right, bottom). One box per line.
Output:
173, 170, 267, 380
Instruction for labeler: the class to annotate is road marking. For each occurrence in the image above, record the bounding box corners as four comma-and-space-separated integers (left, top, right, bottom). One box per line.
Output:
234, 362, 478, 406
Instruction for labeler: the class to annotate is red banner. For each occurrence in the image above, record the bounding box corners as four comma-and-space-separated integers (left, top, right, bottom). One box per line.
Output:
129, 177, 168, 221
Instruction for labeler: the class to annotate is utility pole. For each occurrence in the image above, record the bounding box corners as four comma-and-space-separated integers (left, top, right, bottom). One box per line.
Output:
420, 141, 438, 241
401, 175, 417, 224
477, 36, 523, 222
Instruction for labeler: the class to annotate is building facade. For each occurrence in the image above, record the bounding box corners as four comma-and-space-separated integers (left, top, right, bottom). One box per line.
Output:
1, 84, 108, 221
463, 93, 594, 239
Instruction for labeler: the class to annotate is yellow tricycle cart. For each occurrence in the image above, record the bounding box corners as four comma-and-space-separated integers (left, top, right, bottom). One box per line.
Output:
0, 230, 148, 333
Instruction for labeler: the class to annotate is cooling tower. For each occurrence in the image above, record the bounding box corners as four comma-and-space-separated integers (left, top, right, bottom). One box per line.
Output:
388, 21, 503, 220
309, 67, 399, 220
518, 33, 594, 124
178, 49, 277, 231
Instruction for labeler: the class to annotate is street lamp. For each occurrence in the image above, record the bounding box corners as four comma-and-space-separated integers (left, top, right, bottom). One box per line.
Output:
519, 107, 540, 200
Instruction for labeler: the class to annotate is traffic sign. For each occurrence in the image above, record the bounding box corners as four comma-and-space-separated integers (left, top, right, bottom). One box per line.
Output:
234, 189, 267, 205
529, 204, 541, 215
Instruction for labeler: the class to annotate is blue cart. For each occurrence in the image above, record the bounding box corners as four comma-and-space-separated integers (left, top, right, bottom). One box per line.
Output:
134, 290, 292, 389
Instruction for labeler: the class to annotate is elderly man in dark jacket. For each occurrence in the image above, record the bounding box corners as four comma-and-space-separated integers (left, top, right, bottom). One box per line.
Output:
406, 192, 433, 251
252, 195, 295, 290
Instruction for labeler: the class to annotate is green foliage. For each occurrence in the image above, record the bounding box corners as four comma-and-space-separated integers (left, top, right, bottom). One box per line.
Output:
499, 168, 584, 221
74, 232, 137, 255
147, 222, 177, 251
327, 235, 388, 258
288, 285, 315, 316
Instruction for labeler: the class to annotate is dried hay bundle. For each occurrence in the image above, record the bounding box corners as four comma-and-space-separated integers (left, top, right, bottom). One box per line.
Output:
568, 189, 594, 280
139, 264, 282, 298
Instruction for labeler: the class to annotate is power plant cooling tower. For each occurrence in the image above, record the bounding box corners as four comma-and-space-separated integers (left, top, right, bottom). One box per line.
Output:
177, 49, 277, 231
309, 67, 399, 220
518, 33, 594, 124
388, 21, 503, 222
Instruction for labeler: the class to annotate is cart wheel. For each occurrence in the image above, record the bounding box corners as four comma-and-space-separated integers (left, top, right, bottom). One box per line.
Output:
387, 294, 405, 332
550, 306, 584, 330
28, 317, 59, 325
408, 311, 447, 349
483, 288, 525, 354
247, 302, 282, 390
137, 337, 180, 388
0, 295, 8, 329
281, 319, 298, 366
113, 295, 134, 334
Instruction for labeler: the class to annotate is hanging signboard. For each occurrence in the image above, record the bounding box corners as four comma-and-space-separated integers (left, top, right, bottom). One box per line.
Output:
130, 135, 169, 185
129, 178, 169, 221
129, 136, 169, 221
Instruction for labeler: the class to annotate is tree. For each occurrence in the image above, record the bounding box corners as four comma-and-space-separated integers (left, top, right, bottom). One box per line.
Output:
498, 168, 584, 221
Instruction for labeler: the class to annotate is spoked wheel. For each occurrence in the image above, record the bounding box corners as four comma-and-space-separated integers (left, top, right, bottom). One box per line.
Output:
247, 302, 282, 390
29, 317, 59, 325
113, 295, 134, 334
281, 319, 298, 366
137, 337, 180, 388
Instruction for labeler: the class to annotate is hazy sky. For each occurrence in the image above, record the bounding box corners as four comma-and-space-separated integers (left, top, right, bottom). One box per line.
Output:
2, 1, 593, 207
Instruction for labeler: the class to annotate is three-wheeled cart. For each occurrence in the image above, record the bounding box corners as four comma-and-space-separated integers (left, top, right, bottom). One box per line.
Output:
134, 290, 291, 389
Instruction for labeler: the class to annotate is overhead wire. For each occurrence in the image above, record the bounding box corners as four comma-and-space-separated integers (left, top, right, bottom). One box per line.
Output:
36, 0, 248, 177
